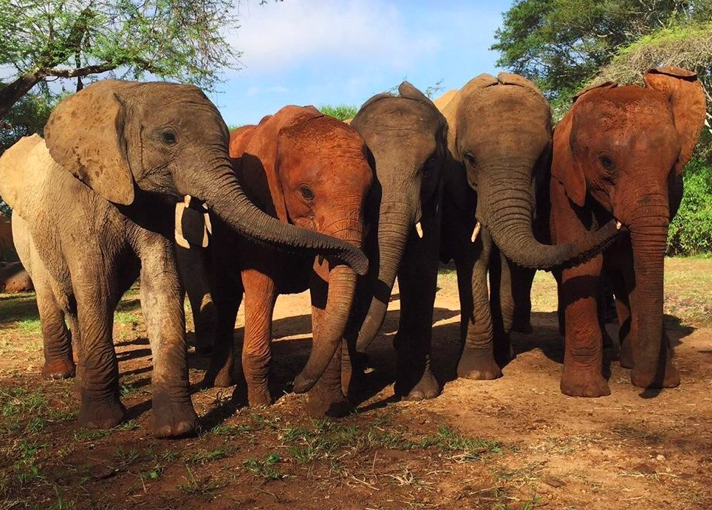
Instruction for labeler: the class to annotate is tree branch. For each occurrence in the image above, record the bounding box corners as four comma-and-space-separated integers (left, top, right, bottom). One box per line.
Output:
44, 63, 117, 79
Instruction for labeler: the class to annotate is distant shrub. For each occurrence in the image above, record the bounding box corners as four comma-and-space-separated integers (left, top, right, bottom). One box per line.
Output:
318, 105, 358, 122
668, 159, 712, 255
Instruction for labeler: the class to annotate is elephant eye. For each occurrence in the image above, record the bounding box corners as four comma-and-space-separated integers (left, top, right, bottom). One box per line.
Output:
599, 155, 616, 172
464, 152, 476, 167
299, 185, 315, 201
161, 129, 178, 145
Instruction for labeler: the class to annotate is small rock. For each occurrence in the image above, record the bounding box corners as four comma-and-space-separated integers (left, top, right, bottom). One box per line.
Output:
656, 454, 666, 461
635, 463, 656, 475
543, 475, 566, 488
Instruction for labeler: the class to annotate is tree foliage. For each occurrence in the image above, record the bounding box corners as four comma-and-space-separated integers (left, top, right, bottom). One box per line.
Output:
0, 0, 242, 120
492, 0, 712, 99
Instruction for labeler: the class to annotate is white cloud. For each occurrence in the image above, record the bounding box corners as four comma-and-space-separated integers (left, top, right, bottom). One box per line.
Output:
228, 0, 439, 76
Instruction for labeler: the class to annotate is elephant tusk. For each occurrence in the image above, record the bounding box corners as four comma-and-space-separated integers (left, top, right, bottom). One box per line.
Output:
471, 222, 481, 243
616, 220, 622, 230
415, 221, 424, 239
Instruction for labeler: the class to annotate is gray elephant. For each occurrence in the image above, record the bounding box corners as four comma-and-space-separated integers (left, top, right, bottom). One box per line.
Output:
0, 80, 366, 437
437, 73, 621, 381
291, 82, 449, 415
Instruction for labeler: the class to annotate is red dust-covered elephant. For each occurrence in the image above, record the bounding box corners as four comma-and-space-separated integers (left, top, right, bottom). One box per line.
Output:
550, 67, 706, 396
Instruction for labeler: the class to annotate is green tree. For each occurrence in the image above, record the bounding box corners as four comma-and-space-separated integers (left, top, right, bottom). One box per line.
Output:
492, 0, 712, 99
0, 0, 242, 120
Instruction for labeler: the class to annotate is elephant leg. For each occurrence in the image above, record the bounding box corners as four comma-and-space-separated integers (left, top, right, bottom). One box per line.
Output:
140, 239, 198, 438
202, 268, 241, 388
458, 230, 502, 380
241, 268, 276, 407
490, 250, 514, 365
393, 214, 440, 401
305, 341, 353, 418
71, 268, 126, 429
511, 265, 535, 334
559, 254, 610, 397
616, 269, 638, 369
35, 268, 75, 380
175, 245, 215, 355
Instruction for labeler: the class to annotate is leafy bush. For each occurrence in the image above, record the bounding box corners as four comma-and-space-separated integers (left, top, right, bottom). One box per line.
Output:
318, 104, 358, 122
668, 159, 712, 255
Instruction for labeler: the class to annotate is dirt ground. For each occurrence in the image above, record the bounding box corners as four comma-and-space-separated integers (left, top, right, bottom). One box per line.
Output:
0, 258, 711, 510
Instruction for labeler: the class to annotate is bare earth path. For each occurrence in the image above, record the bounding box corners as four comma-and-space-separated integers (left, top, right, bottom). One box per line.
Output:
0, 258, 711, 509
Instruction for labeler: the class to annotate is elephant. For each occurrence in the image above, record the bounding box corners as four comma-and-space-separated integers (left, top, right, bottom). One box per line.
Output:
549, 66, 706, 396
436, 73, 622, 382
201, 105, 373, 410
174, 197, 216, 356
290, 82, 449, 416
0, 80, 367, 436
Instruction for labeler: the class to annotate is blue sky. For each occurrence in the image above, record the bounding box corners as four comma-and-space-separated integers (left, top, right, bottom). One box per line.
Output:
210, 0, 513, 126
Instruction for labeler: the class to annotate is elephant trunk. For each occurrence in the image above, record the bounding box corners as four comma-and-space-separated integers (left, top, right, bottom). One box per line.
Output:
355, 200, 413, 353
478, 160, 620, 269
628, 197, 673, 387
293, 220, 362, 393
193, 161, 368, 275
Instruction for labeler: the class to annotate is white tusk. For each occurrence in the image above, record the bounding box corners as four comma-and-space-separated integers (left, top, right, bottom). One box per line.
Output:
415, 222, 424, 239
471, 222, 481, 243
616, 221, 622, 230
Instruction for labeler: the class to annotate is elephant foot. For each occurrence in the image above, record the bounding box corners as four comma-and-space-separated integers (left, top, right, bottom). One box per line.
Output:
396, 368, 439, 401
305, 384, 353, 419
42, 358, 76, 379
619, 339, 634, 369
247, 385, 272, 408
151, 393, 198, 439
457, 347, 502, 380
560, 368, 610, 398
631, 362, 680, 389
78, 397, 126, 429
201, 368, 235, 389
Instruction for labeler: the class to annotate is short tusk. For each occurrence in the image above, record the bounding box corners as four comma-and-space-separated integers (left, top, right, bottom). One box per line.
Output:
471, 222, 481, 243
616, 220, 622, 230
415, 221, 424, 239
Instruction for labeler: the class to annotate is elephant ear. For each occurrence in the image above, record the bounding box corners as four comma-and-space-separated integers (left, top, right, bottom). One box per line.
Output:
643, 66, 707, 175
551, 110, 586, 207
0, 134, 45, 217
44, 80, 136, 205
550, 81, 619, 207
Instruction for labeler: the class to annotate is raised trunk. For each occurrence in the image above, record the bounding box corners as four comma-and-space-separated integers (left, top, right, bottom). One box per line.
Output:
479, 165, 620, 270
628, 202, 676, 388
293, 263, 358, 393
354, 201, 413, 353
193, 164, 368, 275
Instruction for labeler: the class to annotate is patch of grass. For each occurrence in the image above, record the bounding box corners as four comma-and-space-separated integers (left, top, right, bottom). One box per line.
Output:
209, 423, 252, 437
17, 318, 41, 333
114, 446, 140, 469
0, 387, 48, 417
177, 465, 227, 496
12, 438, 46, 484
422, 424, 503, 462
73, 428, 110, 442
185, 448, 229, 465
242, 453, 285, 480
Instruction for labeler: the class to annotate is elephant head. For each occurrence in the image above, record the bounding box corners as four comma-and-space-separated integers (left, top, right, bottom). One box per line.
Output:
344, 82, 447, 355
231, 106, 373, 393
39, 80, 367, 274
551, 67, 706, 388
442, 73, 621, 269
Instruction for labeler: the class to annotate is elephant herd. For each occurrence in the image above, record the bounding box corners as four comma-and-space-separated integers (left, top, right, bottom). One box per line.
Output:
0, 66, 705, 438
